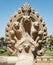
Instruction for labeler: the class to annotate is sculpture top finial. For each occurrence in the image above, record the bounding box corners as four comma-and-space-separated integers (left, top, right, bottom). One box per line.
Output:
23, 3, 30, 10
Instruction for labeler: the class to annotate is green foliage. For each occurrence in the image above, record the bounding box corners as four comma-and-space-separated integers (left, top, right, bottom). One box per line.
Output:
0, 48, 8, 56
44, 48, 53, 56
46, 35, 53, 51
48, 38, 53, 46
0, 51, 8, 56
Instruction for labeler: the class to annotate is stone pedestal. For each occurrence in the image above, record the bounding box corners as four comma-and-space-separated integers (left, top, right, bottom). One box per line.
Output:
15, 53, 35, 65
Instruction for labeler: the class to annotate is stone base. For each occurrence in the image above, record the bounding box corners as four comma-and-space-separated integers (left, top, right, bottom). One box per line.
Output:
0, 53, 35, 65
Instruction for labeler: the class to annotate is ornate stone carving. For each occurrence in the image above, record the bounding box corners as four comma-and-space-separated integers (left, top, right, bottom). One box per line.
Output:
0, 3, 47, 65
6, 3, 47, 57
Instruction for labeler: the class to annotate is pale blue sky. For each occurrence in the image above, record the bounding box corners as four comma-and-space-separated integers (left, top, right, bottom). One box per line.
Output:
0, 0, 53, 37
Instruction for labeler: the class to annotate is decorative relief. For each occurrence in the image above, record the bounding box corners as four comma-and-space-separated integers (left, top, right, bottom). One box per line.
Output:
6, 3, 47, 57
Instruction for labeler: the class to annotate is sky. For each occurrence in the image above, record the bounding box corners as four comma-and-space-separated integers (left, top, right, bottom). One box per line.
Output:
0, 0, 53, 37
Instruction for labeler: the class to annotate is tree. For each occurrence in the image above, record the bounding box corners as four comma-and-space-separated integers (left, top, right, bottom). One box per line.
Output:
46, 35, 53, 50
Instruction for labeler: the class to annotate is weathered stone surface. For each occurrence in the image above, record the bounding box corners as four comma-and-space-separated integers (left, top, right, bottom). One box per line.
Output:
15, 53, 35, 65
6, 3, 47, 56
0, 3, 47, 65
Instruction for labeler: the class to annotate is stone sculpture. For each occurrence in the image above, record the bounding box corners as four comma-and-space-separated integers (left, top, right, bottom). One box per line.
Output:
0, 3, 47, 65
